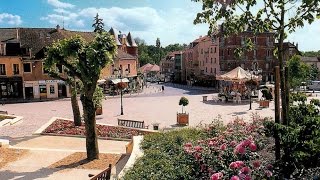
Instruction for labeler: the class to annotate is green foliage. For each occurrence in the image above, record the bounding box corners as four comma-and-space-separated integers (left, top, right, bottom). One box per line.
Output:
261, 89, 273, 100
92, 86, 104, 108
302, 50, 320, 57
179, 96, 189, 107
264, 95, 320, 177
287, 55, 312, 89
123, 128, 206, 180
179, 96, 189, 113
135, 37, 185, 66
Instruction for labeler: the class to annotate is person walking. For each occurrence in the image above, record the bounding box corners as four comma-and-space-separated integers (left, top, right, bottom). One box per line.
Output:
162, 85, 164, 92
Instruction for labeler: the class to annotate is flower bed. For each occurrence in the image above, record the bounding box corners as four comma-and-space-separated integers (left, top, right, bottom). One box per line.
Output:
42, 119, 152, 140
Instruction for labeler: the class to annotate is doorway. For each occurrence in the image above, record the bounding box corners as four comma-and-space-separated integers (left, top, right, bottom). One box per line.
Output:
58, 84, 67, 97
25, 87, 33, 99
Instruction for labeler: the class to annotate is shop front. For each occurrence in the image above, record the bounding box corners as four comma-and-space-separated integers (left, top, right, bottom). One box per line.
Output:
0, 77, 23, 99
24, 80, 70, 99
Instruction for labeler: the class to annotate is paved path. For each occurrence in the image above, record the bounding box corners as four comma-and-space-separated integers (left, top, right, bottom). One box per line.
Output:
0, 83, 276, 138
0, 136, 128, 180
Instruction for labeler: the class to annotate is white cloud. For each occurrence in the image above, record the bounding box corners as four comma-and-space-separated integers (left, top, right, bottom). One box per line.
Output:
47, 0, 74, 9
0, 13, 22, 25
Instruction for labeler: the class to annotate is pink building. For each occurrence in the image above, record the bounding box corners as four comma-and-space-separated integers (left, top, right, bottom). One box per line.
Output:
182, 35, 219, 87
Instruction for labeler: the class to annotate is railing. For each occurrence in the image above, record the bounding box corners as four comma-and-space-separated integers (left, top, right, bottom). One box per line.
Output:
89, 164, 112, 180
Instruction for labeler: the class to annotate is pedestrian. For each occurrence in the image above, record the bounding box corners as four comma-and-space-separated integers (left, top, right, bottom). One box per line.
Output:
162, 85, 164, 91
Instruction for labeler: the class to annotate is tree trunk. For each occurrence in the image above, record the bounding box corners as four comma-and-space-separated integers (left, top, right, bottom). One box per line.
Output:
71, 84, 81, 126
81, 92, 99, 160
278, 2, 288, 125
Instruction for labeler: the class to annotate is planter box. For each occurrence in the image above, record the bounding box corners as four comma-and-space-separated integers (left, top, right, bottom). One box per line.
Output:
96, 107, 103, 115
177, 113, 189, 125
259, 100, 270, 108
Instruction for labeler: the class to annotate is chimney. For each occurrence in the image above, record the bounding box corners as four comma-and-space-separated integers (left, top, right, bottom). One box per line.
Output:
296, 43, 298, 50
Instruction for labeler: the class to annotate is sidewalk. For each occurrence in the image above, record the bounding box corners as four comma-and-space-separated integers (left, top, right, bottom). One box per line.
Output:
165, 82, 218, 91
0, 135, 128, 180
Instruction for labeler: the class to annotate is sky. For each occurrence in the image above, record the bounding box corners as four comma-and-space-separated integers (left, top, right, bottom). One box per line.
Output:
0, 0, 319, 51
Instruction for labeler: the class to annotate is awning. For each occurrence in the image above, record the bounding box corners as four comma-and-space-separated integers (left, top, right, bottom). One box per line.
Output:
111, 78, 129, 84
97, 79, 106, 84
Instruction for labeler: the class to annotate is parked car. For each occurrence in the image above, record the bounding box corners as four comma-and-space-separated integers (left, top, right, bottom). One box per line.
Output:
307, 81, 320, 90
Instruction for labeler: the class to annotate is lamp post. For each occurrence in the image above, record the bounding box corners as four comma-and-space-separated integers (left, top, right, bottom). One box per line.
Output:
114, 68, 129, 115
248, 68, 262, 110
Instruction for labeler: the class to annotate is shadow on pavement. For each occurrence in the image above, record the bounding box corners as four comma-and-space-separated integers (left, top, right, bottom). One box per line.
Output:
0, 168, 59, 180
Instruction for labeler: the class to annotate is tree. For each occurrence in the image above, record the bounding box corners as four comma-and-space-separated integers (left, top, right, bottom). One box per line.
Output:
287, 55, 310, 89
302, 50, 320, 57
193, 0, 320, 135
309, 64, 319, 81
156, 38, 161, 65
43, 64, 82, 126
179, 97, 189, 113
45, 15, 117, 160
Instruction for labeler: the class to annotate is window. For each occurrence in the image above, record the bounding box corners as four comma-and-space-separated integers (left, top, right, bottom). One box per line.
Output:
201, 49, 203, 54
266, 63, 269, 70
56, 64, 63, 73
211, 48, 213, 53
50, 85, 55, 94
214, 58, 217, 64
214, 47, 217, 53
42, 63, 49, 74
13, 64, 19, 75
214, 68, 216, 74
202, 61, 204, 66
0, 64, 5, 75
211, 58, 213, 64
210, 68, 213, 73
128, 64, 131, 73
206, 67, 207, 72
227, 49, 230, 55
23, 63, 31, 73
267, 50, 271, 57
39, 85, 47, 94
120, 65, 123, 74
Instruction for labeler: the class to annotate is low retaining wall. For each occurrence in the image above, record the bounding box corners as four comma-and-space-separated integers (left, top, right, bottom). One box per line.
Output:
0, 115, 23, 127
113, 136, 144, 179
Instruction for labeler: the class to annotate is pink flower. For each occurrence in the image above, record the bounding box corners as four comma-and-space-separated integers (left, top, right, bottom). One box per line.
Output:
252, 160, 261, 168
230, 175, 240, 180
194, 145, 203, 152
208, 140, 216, 146
240, 166, 251, 174
235, 144, 245, 154
229, 162, 238, 169
265, 170, 273, 177
241, 139, 251, 147
266, 164, 273, 170
244, 175, 252, 180
230, 141, 237, 147
211, 172, 223, 180
184, 142, 192, 147
235, 161, 244, 167
249, 143, 257, 151
220, 143, 227, 151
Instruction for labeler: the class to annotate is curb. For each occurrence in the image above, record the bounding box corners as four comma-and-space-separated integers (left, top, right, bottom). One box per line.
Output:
0, 115, 23, 127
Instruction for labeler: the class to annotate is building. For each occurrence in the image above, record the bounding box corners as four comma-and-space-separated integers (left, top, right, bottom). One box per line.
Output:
301, 56, 320, 79
160, 52, 175, 81
275, 42, 301, 63
0, 26, 139, 100
218, 25, 275, 82
182, 35, 219, 86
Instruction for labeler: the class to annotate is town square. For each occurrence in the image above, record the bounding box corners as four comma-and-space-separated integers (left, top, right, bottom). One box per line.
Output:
1, 0, 320, 179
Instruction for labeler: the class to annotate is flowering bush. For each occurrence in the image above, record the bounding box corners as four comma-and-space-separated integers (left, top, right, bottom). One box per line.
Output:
43, 119, 151, 139
183, 115, 274, 179
124, 115, 275, 180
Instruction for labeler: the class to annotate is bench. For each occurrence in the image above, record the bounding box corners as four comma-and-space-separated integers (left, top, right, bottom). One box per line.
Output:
118, 118, 148, 129
88, 164, 111, 180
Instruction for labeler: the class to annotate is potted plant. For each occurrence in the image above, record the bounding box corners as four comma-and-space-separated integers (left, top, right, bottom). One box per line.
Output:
260, 89, 272, 108
93, 86, 104, 115
177, 96, 189, 125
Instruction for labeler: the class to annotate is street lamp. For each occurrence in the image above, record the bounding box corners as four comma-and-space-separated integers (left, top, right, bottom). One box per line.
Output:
247, 68, 262, 110
114, 67, 129, 115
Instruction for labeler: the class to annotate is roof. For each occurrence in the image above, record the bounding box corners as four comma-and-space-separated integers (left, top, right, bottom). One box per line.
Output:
140, 63, 160, 73
217, 66, 261, 82
301, 56, 320, 62
0, 28, 18, 42
109, 27, 138, 47
116, 49, 136, 59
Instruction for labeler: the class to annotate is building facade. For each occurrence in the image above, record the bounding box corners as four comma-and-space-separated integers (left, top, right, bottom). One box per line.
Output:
219, 26, 275, 82
160, 52, 175, 81
0, 26, 139, 100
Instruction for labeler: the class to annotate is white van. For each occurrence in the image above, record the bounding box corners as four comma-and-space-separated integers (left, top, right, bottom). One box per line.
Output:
307, 81, 320, 90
